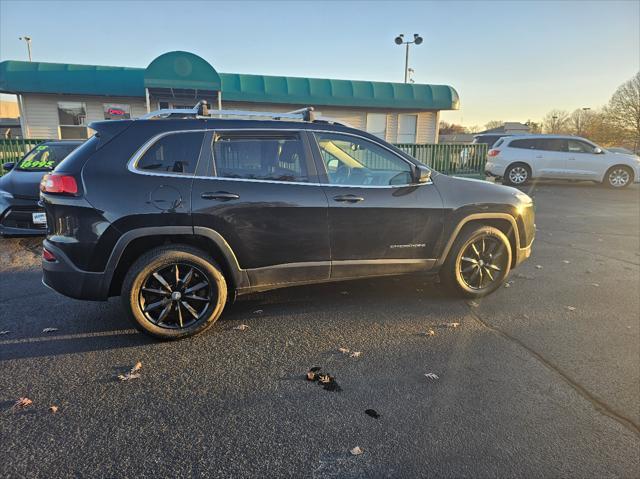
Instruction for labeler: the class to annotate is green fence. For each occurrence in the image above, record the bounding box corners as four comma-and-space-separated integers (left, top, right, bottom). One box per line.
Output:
0, 138, 487, 179
0, 138, 49, 175
395, 143, 487, 177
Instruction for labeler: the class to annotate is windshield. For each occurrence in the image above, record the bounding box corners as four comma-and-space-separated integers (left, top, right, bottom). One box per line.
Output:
16, 143, 79, 171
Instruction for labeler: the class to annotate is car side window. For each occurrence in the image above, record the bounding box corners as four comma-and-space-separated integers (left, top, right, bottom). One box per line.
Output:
213, 133, 308, 183
137, 132, 203, 174
510, 139, 535, 149
567, 140, 594, 153
313, 132, 413, 186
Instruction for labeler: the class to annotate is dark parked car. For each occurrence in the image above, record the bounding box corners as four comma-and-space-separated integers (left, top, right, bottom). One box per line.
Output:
40, 104, 535, 339
472, 134, 513, 148
0, 140, 82, 236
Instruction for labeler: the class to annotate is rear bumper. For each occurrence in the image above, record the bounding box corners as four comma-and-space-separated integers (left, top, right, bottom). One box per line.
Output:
42, 240, 108, 301
0, 198, 47, 237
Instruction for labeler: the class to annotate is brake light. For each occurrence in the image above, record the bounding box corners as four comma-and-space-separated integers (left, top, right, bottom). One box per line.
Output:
488, 149, 500, 157
42, 247, 56, 262
40, 173, 78, 195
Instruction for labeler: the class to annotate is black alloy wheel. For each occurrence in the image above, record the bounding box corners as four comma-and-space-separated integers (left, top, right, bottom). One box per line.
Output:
123, 245, 227, 339
139, 263, 213, 329
458, 236, 509, 290
441, 225, 512, 298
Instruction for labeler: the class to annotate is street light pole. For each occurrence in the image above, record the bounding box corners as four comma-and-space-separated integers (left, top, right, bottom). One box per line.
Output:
395, 34, 423, 84
19, 36, 32, 62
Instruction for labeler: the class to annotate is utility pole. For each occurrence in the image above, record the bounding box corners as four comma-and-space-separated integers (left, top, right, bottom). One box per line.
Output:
394, 34, 423, 84
19, 36, 32, 62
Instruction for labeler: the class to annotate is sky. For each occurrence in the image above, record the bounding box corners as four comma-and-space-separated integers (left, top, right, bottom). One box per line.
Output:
0, 0, 638, 128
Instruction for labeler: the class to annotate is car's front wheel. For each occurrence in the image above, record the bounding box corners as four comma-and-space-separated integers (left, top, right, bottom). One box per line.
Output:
122, 245, 227, 340
604, 165, 633, 188
441, 225, 512, 298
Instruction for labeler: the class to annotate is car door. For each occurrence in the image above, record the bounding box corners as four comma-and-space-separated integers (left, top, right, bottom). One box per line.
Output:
564, 139, 604, 180
308, 130, 444, 279
190, 129, 331, 287
531, 138, 568, 178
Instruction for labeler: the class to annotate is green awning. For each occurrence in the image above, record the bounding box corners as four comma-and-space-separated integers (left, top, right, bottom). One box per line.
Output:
144, 51, 221, 91
0, 53, 459, 110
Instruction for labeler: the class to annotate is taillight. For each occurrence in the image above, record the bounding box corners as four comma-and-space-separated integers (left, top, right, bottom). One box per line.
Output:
488, 149, 500, 157
42, 247, 56, 262
40, 173, 78, 195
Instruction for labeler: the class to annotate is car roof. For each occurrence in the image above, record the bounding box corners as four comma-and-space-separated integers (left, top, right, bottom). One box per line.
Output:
504, 134, 589, 141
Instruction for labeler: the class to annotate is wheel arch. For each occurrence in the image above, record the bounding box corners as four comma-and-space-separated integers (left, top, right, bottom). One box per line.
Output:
106, 226, 246, 297
506, 161, 533, 177
436, 214, 520, 269
603, 164, 635, 183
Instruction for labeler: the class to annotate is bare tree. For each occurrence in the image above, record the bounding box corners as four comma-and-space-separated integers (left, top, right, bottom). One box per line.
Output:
605, 72, 640, 151
568, 108, 595, 136
439, 121, 467, 135
483, 120, 503, 131
542, 110, 570, 134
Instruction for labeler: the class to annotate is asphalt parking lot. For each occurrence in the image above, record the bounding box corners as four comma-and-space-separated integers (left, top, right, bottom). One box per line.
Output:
1, 181, 639, 478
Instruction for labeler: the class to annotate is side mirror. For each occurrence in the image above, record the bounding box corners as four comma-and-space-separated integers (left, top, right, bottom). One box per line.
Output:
413, 164, 431, 184
593, 147, 603, 154
2, 162, 15, 172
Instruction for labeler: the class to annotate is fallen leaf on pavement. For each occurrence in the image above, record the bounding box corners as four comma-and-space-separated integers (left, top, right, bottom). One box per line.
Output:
419, 329, 436, 337
117, 362, 143, 381
365, 409, 380, 419
350, 446, 363, 456
562, 260, 571, 264
504, 282, 512, 288
444, 322, 460, 328
233, 324, 250, 331
424, 373, 439, 380
49, 405, 59, 414
338, 347, 350, 354
12, 397, 33, 411
468, 301, 479, 308
350, 351, 362, 358
535, 265, 543, 269
42, 327, 59, 333
591, 283, 600, 287
567, 306, 576, 312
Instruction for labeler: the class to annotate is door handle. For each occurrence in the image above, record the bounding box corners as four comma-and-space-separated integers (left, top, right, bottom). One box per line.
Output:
535, 155, 543, 159
333, 194, 364, 203
201, 191, 240, 201
568, 157, 576, 161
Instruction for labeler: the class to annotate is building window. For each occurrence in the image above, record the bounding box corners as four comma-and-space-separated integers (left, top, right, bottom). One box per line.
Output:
103, 103, 131, 120
365, 113, 387, 139
57, 102, 88, 139
397, 114, 418, 143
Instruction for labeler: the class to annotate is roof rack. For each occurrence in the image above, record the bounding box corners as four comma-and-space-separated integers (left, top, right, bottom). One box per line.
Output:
139, 100, 348, 126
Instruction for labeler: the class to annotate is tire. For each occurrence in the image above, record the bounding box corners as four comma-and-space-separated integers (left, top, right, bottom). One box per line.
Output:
503, 163, 531, 186
604, 165, 633, 188
122, 245, 227, 340
440, 225, 512, 298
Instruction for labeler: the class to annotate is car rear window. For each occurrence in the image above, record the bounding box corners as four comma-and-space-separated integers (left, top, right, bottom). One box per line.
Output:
17, 143, 80, 171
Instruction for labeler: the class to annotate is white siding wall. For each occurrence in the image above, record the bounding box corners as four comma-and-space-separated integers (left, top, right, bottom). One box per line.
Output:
21, 94, 147, 138
20, 94, 441, 143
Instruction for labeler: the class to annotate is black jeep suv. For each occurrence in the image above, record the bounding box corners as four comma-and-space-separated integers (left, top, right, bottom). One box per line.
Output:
40, 105, 534, 339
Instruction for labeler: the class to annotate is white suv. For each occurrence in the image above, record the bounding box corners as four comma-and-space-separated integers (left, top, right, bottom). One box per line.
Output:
485, 135, 640, 188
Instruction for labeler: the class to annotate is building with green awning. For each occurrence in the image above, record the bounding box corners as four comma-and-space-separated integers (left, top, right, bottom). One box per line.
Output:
0, 51, 459, 143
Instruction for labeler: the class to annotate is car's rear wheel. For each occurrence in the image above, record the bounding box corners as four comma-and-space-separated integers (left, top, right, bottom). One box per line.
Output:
503, 163, 531, 186
441, 225, 512, 298
122, 245, 227, 340
604, 165, 633, 188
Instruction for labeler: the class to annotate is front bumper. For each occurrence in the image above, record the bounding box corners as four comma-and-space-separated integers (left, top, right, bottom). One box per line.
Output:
515, 240, 533, 267
42, 240, 108, 301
